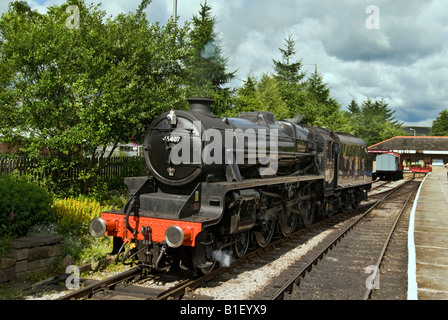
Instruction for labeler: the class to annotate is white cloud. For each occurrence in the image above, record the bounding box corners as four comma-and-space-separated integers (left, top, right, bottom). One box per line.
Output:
1, 0, 447, 126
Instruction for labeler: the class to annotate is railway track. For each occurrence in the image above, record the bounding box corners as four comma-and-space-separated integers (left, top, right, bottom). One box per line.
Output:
58, 179, 418, 300
263, 179, 419, 300
57, 211, 370, 300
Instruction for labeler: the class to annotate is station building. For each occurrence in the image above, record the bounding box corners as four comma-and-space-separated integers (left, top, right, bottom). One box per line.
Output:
368, 136, 448, 171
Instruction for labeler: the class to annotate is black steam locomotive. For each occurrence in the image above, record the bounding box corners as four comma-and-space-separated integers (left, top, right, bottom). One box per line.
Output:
89, 97, 372, 274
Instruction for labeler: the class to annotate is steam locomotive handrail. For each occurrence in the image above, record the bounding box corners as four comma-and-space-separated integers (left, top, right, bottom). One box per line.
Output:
211, 174, 325, 189
122, 178, 155, 235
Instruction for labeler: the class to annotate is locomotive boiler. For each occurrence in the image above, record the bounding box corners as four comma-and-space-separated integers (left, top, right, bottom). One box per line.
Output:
89, 97, 372, 274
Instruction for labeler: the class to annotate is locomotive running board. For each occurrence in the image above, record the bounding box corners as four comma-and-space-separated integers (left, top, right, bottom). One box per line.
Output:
198, 174, 325, 227
212, 174, 325, 190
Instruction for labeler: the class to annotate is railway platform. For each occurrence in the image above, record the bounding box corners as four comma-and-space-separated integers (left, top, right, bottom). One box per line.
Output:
408, 170, 448, 299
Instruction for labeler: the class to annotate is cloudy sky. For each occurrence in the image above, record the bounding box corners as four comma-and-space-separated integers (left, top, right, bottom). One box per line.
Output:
1, 0, 447, 128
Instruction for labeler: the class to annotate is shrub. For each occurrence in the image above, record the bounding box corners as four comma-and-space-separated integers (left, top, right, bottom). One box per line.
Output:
52, 197, 113, 263
0, 176, 54, 239
53, 197, 102, 237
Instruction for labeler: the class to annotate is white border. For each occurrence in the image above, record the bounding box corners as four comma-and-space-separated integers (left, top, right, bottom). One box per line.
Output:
407, 172, 431, 300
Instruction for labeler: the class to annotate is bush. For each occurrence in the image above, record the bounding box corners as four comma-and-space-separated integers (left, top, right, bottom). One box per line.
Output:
0, 176, 55, 239
52, 197, 113, 263
52, 197, 102, 237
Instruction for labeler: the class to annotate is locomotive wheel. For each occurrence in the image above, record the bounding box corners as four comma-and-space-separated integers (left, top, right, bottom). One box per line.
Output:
315, 197, 328, 219
253, 215, 276, 247
194, 232, 218, 275
302, 199, 314, 226
347, 190, 356, 210
234, 230, 250, 257
353, 189, 362, 208
278, 206, 298, 237
198, 260, 216, 274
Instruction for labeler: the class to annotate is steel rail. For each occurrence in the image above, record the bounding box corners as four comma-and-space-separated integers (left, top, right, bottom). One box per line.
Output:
57, 267, 142, 300
156, 199, 380, 299
269, 179, 416, 300
362, 182, 418, 300
57, 181, 412, 301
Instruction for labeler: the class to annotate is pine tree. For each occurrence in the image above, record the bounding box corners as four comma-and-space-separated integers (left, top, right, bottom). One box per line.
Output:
183, 1, 235, 114
271, 35, 307, 118
348, 99, 360, 114
231, 74, 289, 120
273, 35, 306, 85
257, 74, 290, 120
306, 69, 331, 104
230, 76, 263, 116
346, 98, 404, 145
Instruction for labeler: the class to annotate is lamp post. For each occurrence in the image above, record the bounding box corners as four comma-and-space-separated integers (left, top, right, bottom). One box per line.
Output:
173, 0, 177, 18
410, 128, 416, 136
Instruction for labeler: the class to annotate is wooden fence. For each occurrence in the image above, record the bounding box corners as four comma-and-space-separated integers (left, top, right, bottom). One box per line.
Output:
0, 156, 146, 180
0, 157, 36, 176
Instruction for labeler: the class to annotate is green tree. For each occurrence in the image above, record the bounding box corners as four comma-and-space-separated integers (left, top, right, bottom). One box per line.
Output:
306, 69, 331, 104
346, 98, 404, 146
231, 74, 289, 120
272, 35, 306, 116
270, 35, 351, 132
0, 0, 188, 194
229, 76, 264, 116
183, 1, 235, 115
347, 98, 360, 114
286, 69, 352, 133
431, 109, 448, 136
273, 34, 306, 85
257, 74, 290, 120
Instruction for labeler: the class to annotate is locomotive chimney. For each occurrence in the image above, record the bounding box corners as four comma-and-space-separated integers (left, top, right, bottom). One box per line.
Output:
187, 97, 213, 114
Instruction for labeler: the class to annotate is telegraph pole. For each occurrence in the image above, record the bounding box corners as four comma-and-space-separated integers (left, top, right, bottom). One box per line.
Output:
173, 0, 177, 18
